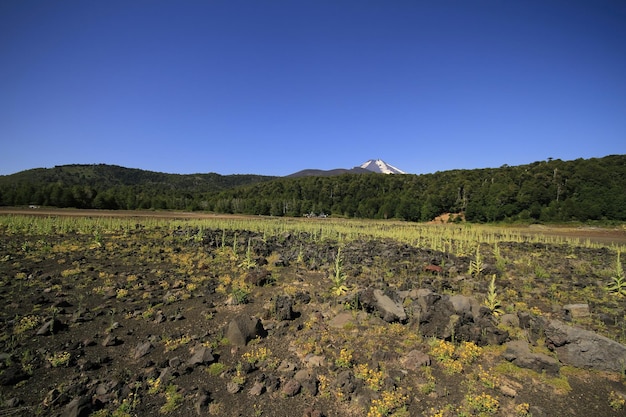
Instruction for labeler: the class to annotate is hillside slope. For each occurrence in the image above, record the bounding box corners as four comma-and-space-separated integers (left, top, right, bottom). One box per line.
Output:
1, 156, 625, 223
206, 155, 626, 222
0, 164, 276, 210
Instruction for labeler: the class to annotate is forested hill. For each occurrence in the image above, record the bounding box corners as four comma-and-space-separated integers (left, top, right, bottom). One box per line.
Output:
207, 155, 626, 222
0, 164, 277, 210
0, 156, 625, 222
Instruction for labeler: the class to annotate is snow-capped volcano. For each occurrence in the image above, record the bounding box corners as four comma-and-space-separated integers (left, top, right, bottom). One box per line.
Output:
359, 159, 406, 174
286, 159, 407, 177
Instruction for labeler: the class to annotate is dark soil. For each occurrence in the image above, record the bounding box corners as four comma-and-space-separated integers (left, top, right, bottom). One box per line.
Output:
1, 212, 625, 417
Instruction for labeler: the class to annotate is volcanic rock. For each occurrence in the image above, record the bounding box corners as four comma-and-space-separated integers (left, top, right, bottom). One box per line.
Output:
503, 340, 560, 375
544, 319, 626, 372
225, 316, 267, 346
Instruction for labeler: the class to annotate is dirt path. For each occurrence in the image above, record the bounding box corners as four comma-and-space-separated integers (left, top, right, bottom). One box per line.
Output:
516, 224, 626, 245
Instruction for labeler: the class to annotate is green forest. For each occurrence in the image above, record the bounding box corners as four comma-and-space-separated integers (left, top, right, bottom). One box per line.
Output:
0, 164, 275, 212
1, 155, 625, 223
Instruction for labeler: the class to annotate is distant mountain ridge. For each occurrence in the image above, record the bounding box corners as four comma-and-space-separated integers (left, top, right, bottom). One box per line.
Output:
285, 167, 372, 178
0, 164, 278, 210
287, 159, 406, 177
0, 164, 276, 190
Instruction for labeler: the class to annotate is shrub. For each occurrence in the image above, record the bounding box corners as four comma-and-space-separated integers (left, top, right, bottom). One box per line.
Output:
47, 351, 71, 368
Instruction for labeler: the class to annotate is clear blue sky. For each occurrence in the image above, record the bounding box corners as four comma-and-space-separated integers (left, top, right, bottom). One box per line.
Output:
1, 1, 625, 176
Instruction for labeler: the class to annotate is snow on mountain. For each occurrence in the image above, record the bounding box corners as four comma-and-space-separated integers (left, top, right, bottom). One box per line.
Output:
359, 159, 406, 174
287, 159, 407, 177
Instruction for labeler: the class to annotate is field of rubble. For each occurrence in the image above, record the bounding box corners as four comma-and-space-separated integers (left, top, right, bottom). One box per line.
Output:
1, 211, 626, 417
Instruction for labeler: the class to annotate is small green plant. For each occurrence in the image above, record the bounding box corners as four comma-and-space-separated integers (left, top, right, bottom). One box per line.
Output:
418, 366, 436, 395
547, 282, 562, 302
468, 246, 484, 276
465, 392, 499, 415
242, 346, 271, 365
230, 285, 250, 305
606, 250, 626, 297
190, 230, 204, 243
47, 351, 71, 368
19, 349, 35, 375
296, 243, 304, 265
330, 247, 349, 296
419, 379, 436, 395
534, 264, 550, 279
206, 362, 226, 376
112, 389, 140, 417
476, 365, 500, 389
355, 363, 384, 391
61, 267, 82, 278
147, 377, 162, 394
116, 288, 129, 299
345, 292, 360, 310
160, 384, 183, 413
367, 388, 408, 417
428, 338, 482, 376
514, 402, 531, 417
493, 242, 506, 272
456, 341, 482, 365
608, 390, 626, 411
429, 338, 455, 362
238, 238, 257, 269
335, 348, 353, 368
21, 240, 32, 253
13, 315, 42, 335
484, 274, 503, 316
232, 233, 238, 257
92, 229, 103, 248
163, 335, 192, 352
231, 362, 247, 385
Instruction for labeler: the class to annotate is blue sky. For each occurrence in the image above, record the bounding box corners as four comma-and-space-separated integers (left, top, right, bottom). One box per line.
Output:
1, 1, 625, 176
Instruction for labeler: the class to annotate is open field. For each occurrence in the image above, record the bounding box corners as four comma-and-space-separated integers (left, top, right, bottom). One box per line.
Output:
1, 210, 625, 417
2, 207, 626, 246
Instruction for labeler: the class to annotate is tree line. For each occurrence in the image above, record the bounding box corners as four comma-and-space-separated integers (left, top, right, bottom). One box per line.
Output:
0, 164, 275, 211
1, 156, 625, 222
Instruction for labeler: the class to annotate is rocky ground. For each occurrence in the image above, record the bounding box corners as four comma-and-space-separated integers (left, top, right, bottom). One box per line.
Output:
1, 219, 626, 417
